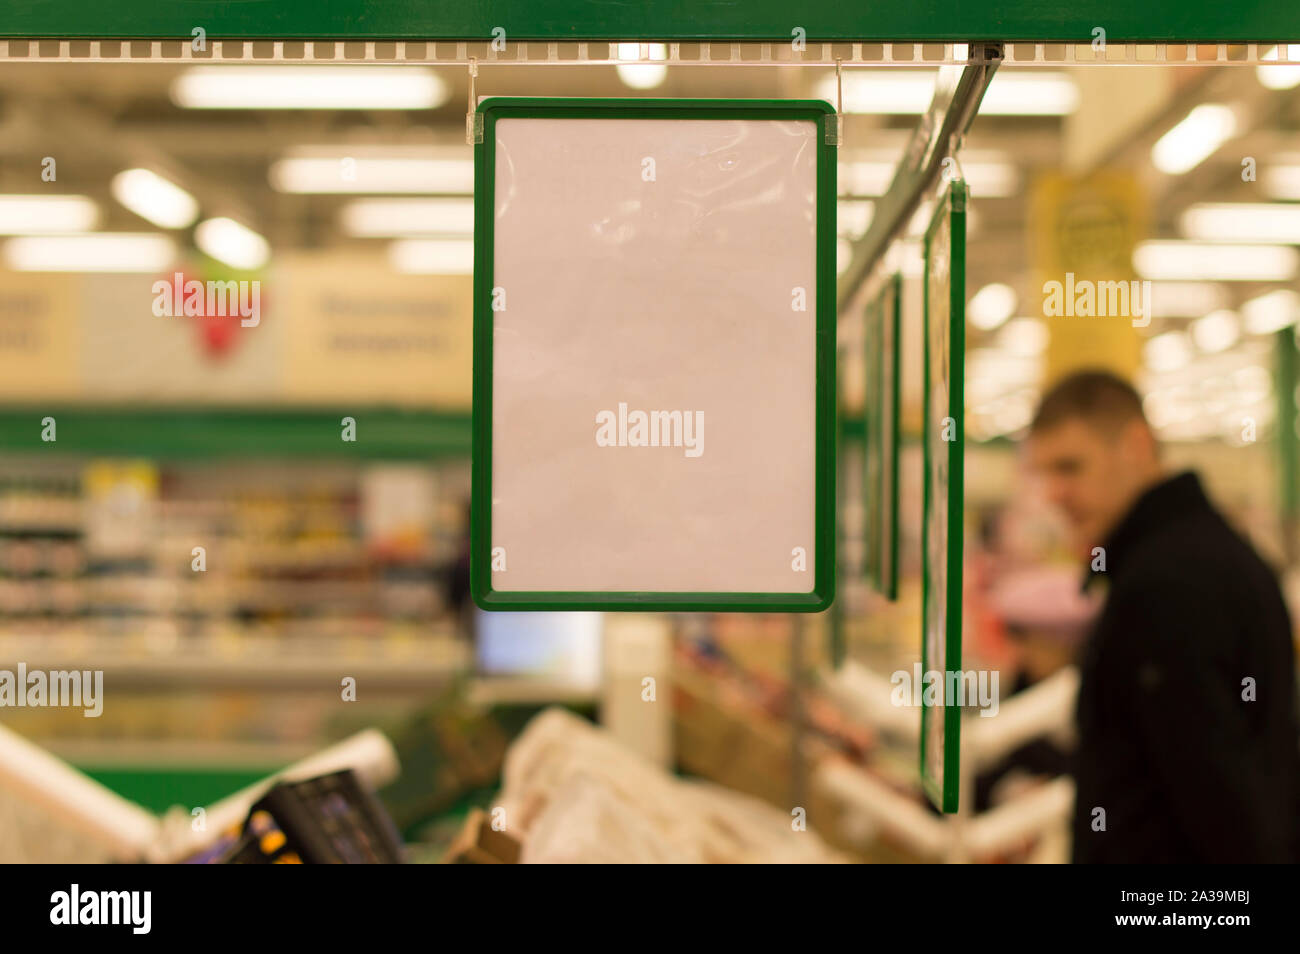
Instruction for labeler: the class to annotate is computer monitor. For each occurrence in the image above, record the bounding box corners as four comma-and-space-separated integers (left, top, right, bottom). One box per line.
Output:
473, 610, 603, 689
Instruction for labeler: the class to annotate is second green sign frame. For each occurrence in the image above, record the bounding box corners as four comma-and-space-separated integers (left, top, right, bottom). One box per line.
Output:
863, 272, 902, 600
920, 180, 966, 813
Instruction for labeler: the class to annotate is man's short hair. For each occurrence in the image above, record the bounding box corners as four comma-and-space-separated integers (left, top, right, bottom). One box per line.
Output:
1030, 369, 1149, 436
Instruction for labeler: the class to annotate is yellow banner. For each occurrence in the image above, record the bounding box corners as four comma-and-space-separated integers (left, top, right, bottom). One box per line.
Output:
1030, 171, 1145, 384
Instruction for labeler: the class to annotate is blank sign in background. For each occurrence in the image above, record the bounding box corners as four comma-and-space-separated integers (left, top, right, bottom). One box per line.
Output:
487, 111, 823, 595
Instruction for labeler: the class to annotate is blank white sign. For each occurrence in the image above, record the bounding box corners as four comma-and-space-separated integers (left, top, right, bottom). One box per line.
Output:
486, 108, 825, 598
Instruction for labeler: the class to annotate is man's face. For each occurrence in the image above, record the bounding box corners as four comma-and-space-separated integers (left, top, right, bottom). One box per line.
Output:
1027, 417, 1149, 554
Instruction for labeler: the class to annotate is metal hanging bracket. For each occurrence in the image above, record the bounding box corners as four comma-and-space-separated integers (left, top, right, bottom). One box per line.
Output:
824, 58, 844, 146
836, 42, 1004, 311
466, 57, 483, 144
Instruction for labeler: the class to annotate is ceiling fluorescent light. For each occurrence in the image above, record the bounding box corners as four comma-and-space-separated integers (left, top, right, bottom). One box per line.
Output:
111, 169, 199, 229
172, 66, 448, 110
1180, 202, 1300, 243
270, 150, 473, 194
819, 72, 937, 114
388, 238, 474, 275
840, 158, 1016, 198
1263, 165, 1300, 200
1241, 289, 1300, 335
195, 217, 270, 270
1151, 104, 1236, 175
820, 71, 1076, 116
341, 198, 474, 237
1144, 331, 1193, 372
1133, 241, 1297, 281
3, 233, 174, 272
980, 72, 1079, 115
998, 318, 1049, 357
968, 283, 1017, 330
1190, 310, 1240, 353
0, 195, 99, 234
1149, 282, 1227, 318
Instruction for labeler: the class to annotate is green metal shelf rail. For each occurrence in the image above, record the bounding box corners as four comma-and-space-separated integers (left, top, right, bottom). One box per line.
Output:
0, 407, 471, 460
3, 2, 1300, 42
1279, 331, 1300, 566
838, 44, 999, 314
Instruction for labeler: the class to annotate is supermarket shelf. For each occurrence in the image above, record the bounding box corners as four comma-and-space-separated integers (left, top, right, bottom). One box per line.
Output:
467, 676, 601, 706
0, 406, 471, 460
45, 739, 314, 769
0, 634, 471, 689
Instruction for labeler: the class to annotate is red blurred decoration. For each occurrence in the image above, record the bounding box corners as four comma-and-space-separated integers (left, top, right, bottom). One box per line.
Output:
200, 310, 243, 358
157, 268, 264, 361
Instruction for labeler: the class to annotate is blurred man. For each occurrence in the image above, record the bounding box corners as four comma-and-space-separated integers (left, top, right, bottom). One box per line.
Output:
1026, 369, 1299, 863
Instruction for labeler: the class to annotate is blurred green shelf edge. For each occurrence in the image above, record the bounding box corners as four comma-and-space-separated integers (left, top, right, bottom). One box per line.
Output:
79, 765, 272, 817
0, 407, 472, 461
3, 1, 1300, 42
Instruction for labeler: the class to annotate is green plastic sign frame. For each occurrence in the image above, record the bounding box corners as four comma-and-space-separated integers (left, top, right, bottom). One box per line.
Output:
919, 179, 966, 813
470, 97, 837, 612
863, 271, 902, 600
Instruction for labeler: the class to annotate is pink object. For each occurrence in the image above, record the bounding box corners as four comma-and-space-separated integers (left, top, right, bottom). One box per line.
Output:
990, 565, 1099, 636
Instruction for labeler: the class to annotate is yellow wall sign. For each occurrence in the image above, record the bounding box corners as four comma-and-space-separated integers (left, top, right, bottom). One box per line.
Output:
1030, 171, 1146, 385
0, 270, 80, 400
0, 256, 472, 408
280, 253, 472, 408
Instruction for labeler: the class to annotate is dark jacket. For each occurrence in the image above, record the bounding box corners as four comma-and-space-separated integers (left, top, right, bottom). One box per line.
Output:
1072, 471, 1300, 863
